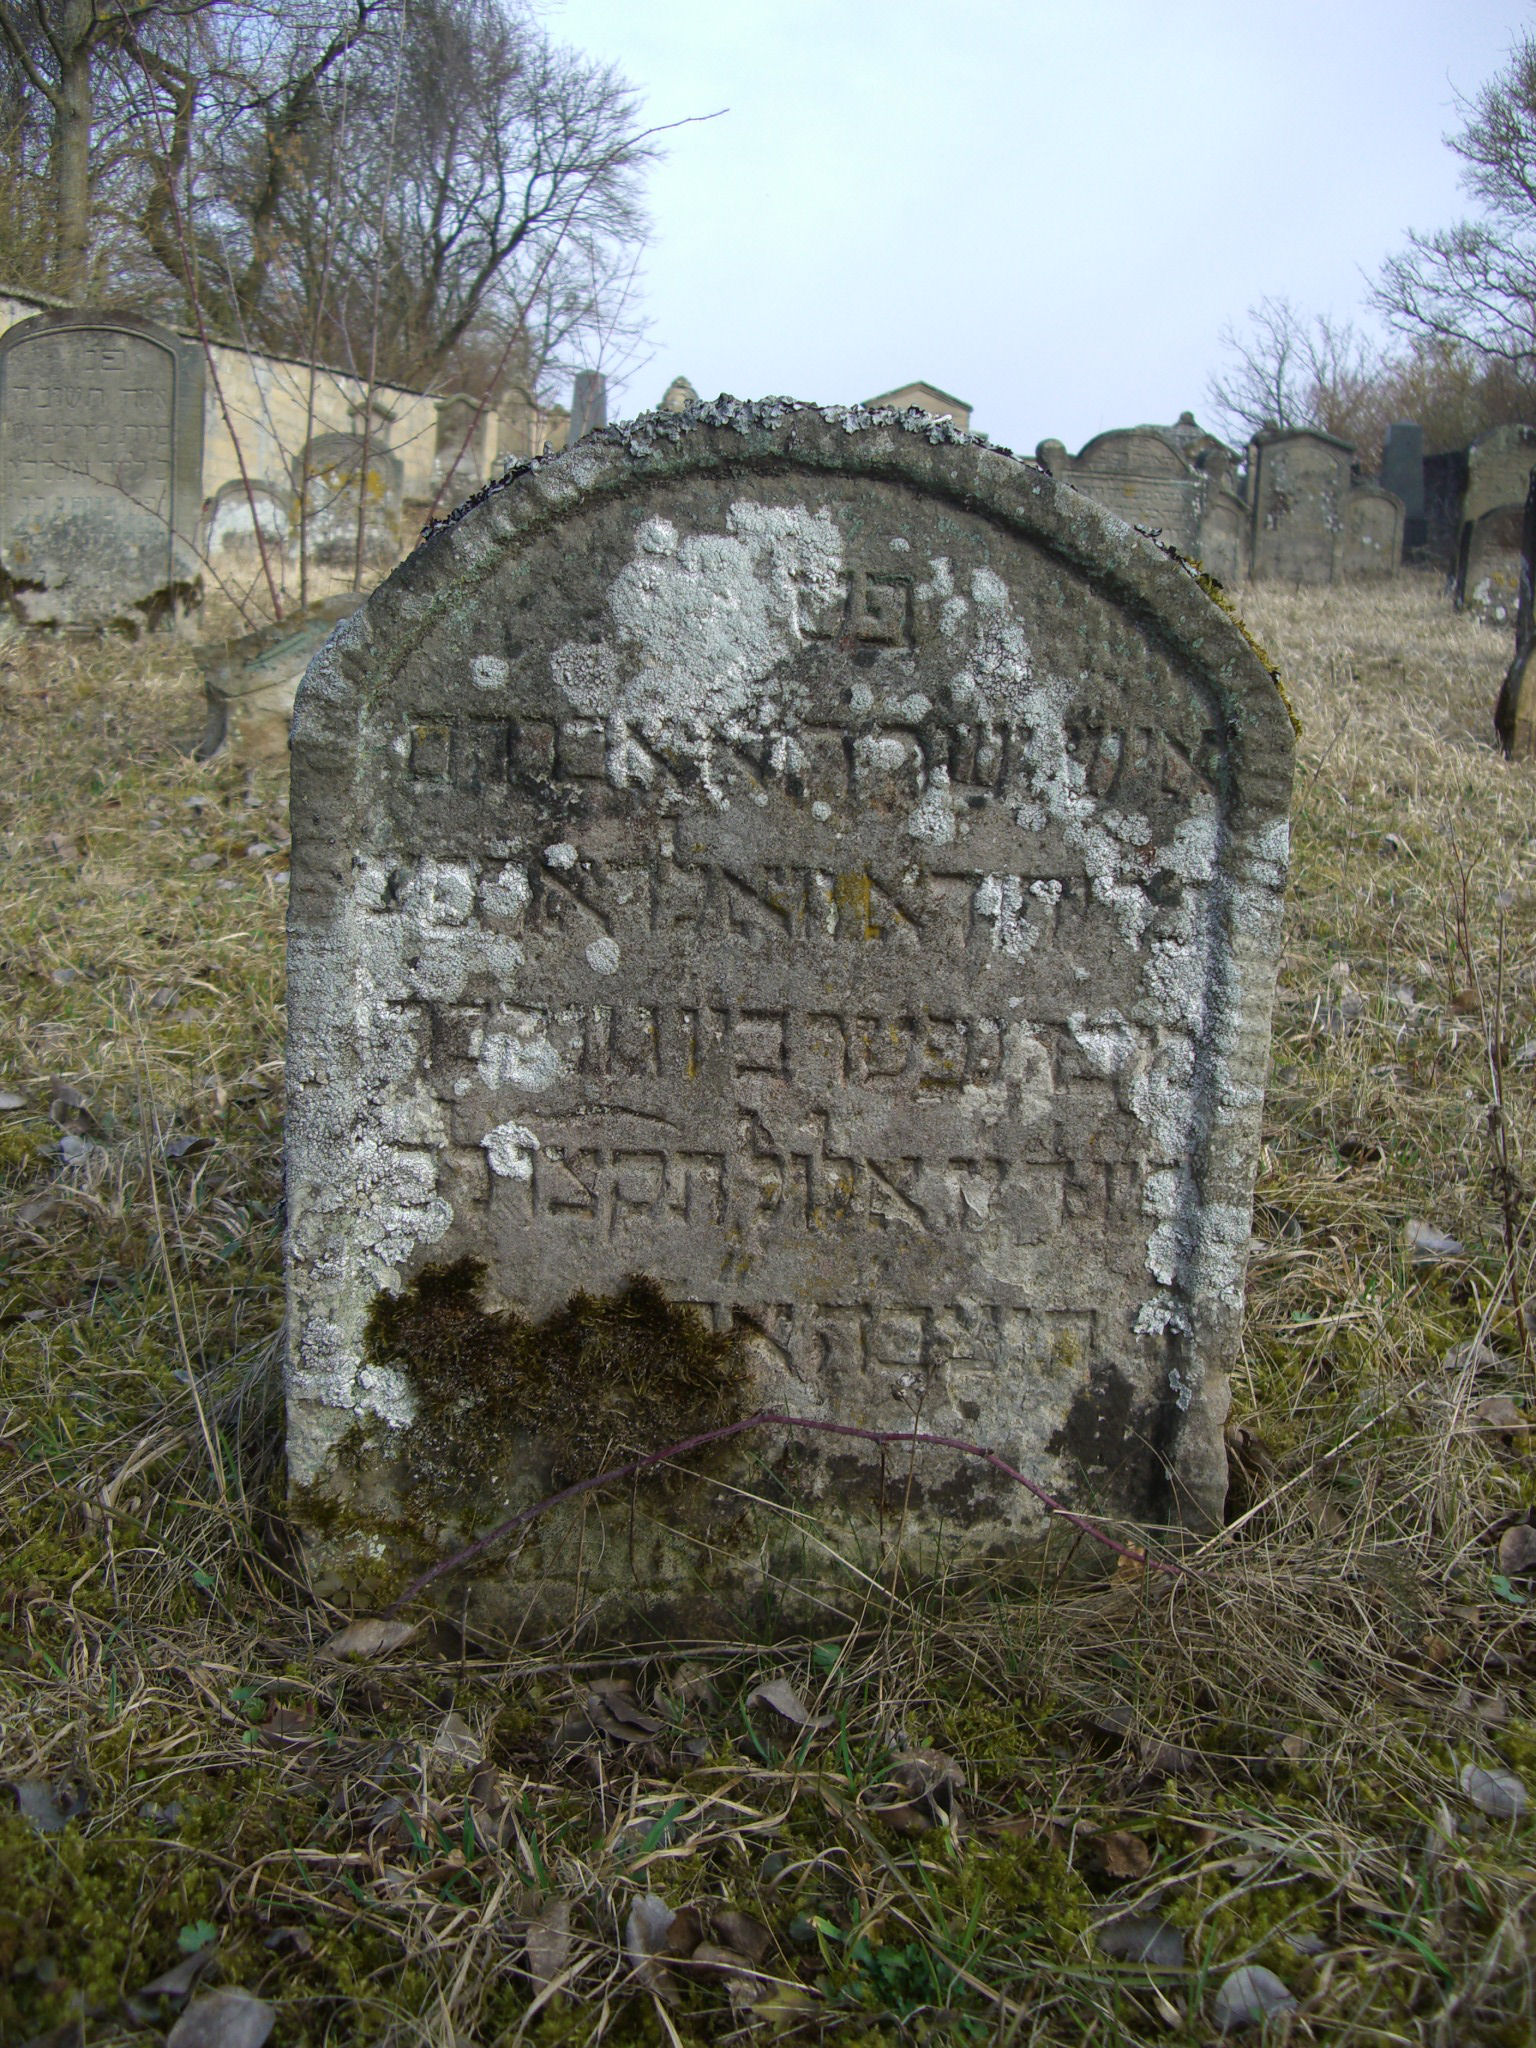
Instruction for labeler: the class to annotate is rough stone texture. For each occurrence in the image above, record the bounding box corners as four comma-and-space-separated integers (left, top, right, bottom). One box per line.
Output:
1249, 428, 1402, 584
1461, 424, 1536, 529
1337, 483, 1405, 581
0, 310, 204, 626
293, 432, 404, 567
285, 399, 1294, 1626
196, 594, 364, 764
1463, 504, 1524, 627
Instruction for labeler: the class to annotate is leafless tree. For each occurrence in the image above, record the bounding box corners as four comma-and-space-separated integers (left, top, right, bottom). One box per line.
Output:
131, 0, 656, 399
1373, 34, 1536, 369
0, 0, 218, 297
1206, 297, 1389, 464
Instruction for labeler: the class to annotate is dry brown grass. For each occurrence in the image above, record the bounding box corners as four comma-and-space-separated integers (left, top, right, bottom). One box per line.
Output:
1, 576, 1534, 2047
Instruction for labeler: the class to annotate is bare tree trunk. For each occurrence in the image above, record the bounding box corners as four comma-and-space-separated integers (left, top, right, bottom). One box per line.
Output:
53, 40, 91, 296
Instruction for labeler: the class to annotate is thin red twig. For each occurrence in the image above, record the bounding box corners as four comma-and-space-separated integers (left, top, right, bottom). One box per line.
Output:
383, 1409, 1183, 1615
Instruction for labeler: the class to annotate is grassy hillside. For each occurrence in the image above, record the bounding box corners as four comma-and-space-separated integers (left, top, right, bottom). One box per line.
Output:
1, 578, 1532, 2045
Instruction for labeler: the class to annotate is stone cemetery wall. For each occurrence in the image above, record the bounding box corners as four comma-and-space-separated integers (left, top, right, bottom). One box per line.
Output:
1035, 419, 1251, 586
285, 398, 1295, 1628
0, 309, 204, 627
1248, 428, 1402, 584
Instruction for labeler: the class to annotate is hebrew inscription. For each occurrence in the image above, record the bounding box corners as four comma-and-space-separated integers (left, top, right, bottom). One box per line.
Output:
286, 400, 1293, 1614
0, 312, 204, 627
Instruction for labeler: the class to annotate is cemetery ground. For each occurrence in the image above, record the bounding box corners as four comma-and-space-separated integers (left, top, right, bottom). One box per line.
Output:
1, 577, 1534, 2048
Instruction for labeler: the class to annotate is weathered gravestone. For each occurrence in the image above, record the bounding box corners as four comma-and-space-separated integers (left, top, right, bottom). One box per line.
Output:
285, 399, 1294, 1628
294, 432, 403, 567
204, 478, 289, 563
1495, 469, 1536, 760
0, 310, 204, 627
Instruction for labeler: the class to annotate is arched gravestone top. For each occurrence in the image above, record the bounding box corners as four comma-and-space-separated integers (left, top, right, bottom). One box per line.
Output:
0, 309, 204, 626
286, 398, 1294, 1623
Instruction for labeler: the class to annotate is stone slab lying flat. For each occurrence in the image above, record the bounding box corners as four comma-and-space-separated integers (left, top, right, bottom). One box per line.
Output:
285, 398, 1294, 1629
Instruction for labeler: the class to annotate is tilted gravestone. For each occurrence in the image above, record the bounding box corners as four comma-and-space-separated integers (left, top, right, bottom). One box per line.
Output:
286, 399, 1294, 1628
0, 310, 204, 627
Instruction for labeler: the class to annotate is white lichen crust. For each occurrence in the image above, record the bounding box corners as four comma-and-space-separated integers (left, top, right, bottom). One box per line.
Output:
285, 398, 1295, 1582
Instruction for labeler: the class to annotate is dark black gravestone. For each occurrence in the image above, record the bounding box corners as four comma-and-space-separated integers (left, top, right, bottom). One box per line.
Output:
0, 311, 204, 626
285, 399, 1295, 1629
1381, 422, 1425, 553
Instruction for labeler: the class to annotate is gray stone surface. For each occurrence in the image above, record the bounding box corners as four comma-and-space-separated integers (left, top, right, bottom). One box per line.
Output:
0, 310, 204, 627
569, 371, 608, 442
285, 398, 1294, 1626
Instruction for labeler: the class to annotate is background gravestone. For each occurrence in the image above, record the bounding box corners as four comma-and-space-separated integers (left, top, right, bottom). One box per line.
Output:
1380, 422, 1426, 553
294, 432, 404, 567
203, 478, 289, 561
569, 370, 608, 442
286, 398, 1294, 1629
0, 310, 204, 627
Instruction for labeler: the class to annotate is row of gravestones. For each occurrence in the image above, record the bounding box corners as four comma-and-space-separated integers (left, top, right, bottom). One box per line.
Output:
1037, 417, 1403, 588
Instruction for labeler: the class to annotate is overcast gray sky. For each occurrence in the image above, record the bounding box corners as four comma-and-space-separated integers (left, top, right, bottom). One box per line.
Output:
549, 0, 1527, 455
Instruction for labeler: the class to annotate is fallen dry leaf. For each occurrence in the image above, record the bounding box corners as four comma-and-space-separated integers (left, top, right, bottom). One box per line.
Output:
747, 1677, 833, 1730
1212, 1964, 1296, 2032
430, 1710, 479, 1764
525, 1898, 572, 1996
12, 1777, 89, 1832
1139, 1733, 1205, 1777
709, 1906, 772, 1964
1096, 1915, 1185, 1970
625, 1892, 679, 1997
1095, 1829, 1153, 1880
586, 1677, 663, 1740
868, 1748, 967, 1834
1405, 1219, 1467, 1264
319, 1617, 420, 1660
1459, 1762, 1529, 1819
259, 1703, 318, 1748
166, 1990, 276, 2048
135, 1947, 218, 2000
1472, 1397, 1526, 1436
